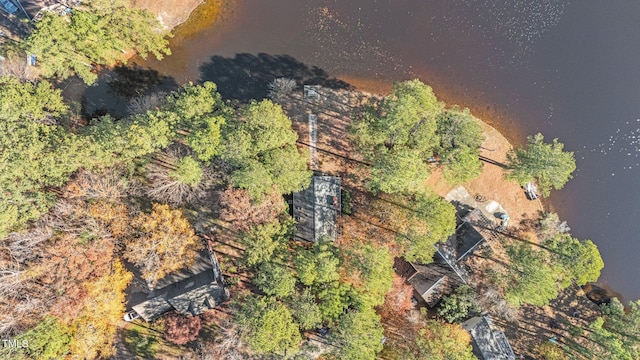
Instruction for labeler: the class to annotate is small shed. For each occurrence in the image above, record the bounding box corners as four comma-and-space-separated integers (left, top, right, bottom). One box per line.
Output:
292, 175, 341, 242
462, 316, 516, 360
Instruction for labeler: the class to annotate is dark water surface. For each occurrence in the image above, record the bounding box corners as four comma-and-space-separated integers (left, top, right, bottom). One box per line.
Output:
137, 0, 640, 301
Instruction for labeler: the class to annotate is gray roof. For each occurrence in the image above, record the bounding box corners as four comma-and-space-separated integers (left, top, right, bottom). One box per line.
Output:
437, 208, 500, 269
407, 254, 464, 307
127, 249, 227, 321
463, 316, 516, 360
292, 176, 341, 242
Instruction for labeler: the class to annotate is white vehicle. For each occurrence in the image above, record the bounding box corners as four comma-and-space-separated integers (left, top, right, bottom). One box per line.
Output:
123, 310, 140, 322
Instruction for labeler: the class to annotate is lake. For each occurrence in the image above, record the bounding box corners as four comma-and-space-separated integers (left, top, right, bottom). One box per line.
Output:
137, 0, 640, 301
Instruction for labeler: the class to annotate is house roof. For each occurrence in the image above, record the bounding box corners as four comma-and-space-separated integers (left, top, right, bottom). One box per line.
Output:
127, 248, 227, 321
292, 175, 341, 242
436, 208, 501, 268
463, 316, 516, 360
407, 253, 464, 307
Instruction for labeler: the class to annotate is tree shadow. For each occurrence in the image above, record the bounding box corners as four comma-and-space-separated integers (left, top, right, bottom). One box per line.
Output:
199, 53, 353, 102
79, 65, 179, 119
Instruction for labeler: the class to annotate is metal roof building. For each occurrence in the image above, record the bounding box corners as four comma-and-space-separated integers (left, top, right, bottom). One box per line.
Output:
126, 248, 228, 322
292, 175, 341, 242
463, 316, 516, 360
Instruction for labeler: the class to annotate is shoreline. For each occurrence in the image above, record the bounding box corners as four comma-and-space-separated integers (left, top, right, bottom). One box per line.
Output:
137, 0, 621, 304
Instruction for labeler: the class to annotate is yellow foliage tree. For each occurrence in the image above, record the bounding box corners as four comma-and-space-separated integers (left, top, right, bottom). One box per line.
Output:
68, 261, 132, 359
124, 203, 203, 286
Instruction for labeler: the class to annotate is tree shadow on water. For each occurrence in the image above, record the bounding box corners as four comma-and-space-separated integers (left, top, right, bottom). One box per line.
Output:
199, 53, 353, 102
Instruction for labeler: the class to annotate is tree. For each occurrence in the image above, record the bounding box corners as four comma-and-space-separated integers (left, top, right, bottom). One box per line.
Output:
588, 317, 637, 360
317, 281, 354, 323
8, 316, 71, 360
235, 296, 301, 356
506, 133, 576, 196
288, 288, 322, 331
166, 82, 226, 162
436, 107, 484, 184
351, 79, 444, 194
164, 313, 202, 345
545, 234, 604, 287
221, 99, 311, 198
382, 275, 415, 314
536, 342, 569, 360
436, 285, 480, 323
294, 240, 341, 286
371, 192, 456, 263
599, 298, 640, 353
330, 307, 384, 360
145, 148, 209, 206
503, 243, 559, 307
0, 77, 77, 238
124, 204, 203, 286
341, 244, 394, 307
414, 320, 476, 360
68, 260, 132, 359
26, 0, 170, 84
254, 262, 297, 298
83, 112, 175, 164
369, 147, 430, 194
239, 218, 294, 267
219, 186, 287, 232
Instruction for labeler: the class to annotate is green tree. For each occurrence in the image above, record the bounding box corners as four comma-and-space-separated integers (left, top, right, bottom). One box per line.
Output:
235, 296, 301, 356
369, 147, 429, 194
240, 218, 295, 267
83, 112, 175, 164
588, 317, 637, 360
166, 82, 226, 162
254, 262, 297, 298
288, 288, 322, 331
599, 298, 640, 354
351, 79, 444, 194
503, 243, 559, 307
545, 234, 604, 287
414, 320, 476, 360
170, 156, 203, 186
330, 307, 384, 360
294, 240, 341, 286
0, 77, 91, 237
221, 100, 311, 198
436, 285, 480, 323
371, 191, 456, 264
342, 244, 394, 307
8, 317, 71, 360
436, 107, 484, 184
506, 133, 576, 196
318, 281, 354, 323
26, 0, 170, 84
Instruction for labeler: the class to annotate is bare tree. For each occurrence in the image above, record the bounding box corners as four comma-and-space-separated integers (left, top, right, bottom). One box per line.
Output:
127, 91, 167, 114
200, 320, 245, 360
267, 78, 297, 102
0, 54, 38, 81
146, 146, 213, 206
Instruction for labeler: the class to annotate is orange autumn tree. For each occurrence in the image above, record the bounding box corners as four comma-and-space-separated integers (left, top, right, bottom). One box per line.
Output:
124, 204, 203, 286
415, 320, 476, 360
68, 261, 132, 359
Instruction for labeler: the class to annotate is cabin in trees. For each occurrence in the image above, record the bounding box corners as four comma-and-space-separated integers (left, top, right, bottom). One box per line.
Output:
292, 175, 341, 242
462, 316, 516, 360
406, 253, 465, 307
405, 208, 502, 307
438, 208, 501, 264
126, 248, 228, 322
